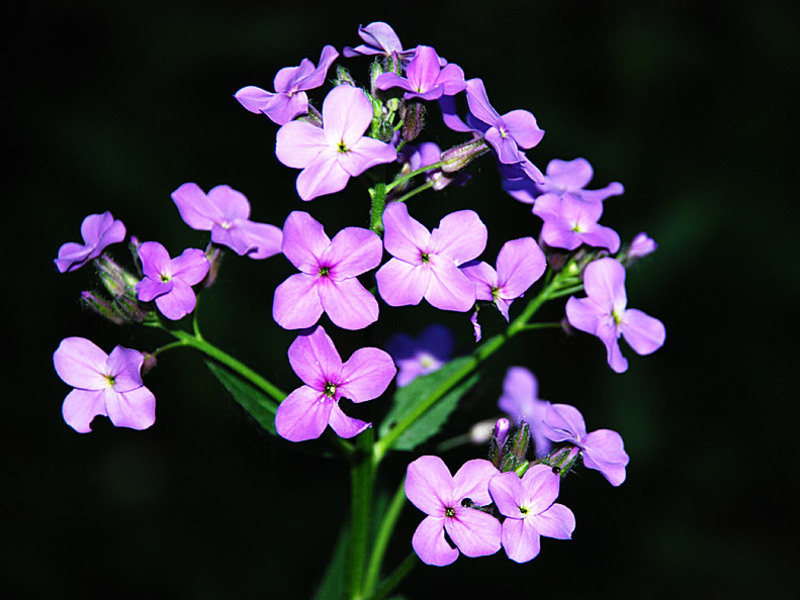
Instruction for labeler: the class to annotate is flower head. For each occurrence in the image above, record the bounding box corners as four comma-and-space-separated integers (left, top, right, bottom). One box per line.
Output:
375, 46, 465, 101
235, 45, 339, 125
541, 403, 630, 486
385, 323, 455, 387
375, 202, 487, 312
135, 242, 209, 320
54, 337, 155, 433
171, 183, 282, 259
405, 456, 501, 566
276, 85, 397, 201
533, 192, 620, 252
342, 22, 415, 61
275, 326, 396, 441
54, 212, 126, 273
461, 237, 546, 320
488, 466, 576, 563
566, 257, 666, 373
272, 212, 382, 330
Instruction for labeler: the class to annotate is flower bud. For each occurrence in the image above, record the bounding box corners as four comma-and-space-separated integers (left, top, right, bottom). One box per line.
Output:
441, 138, 490, 173
81, 291, 125, 325
96, 255, 137, 298
624, 232, 657, 263
113, 293, 149, 324
203, 244, 223, 288
401, 102, 426, 142
334, 65, 356, 88
141, 352, 157, 375
500, 421, 531, 472
487, 417, 510, 469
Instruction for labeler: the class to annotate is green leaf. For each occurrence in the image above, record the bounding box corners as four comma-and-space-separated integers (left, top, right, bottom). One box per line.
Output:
379, 356, 478, 452
205, 360, 278, 435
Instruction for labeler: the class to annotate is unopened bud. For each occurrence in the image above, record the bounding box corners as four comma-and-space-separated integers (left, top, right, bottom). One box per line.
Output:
334, 65, 356, 87
203, 244, 223, 288
625, 232, 657, 263
96, 255, 137, 298
113, 293, 149, 323
141, 352, 157, 375
81, 291, 125, 325
487, 417, 511, 469
441, 138, 490, 173
401, 102, 426, 142
500, 421, 531, 472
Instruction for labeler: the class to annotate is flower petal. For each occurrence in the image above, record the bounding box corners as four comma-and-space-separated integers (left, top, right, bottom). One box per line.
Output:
520, 464, 561, 515
171, 248, 209, 285
488, 471, 525, 518
375, 259, 428, 307
53, 337, 108, 390
453, 459, 498, 506
501, 517, 540, 563
621, 308, 666, 356
542, 403, 586, 444
338, 347, 396, 402
582, 429, 629, 486
381, 202, 430, 264
105, 385, 156, 431
275, 386, 332, 442
445, 507, 501, 558
275, 120, 328, 169
412, 516, 458, 566
155, 279, 197, 320
62, 388, 106, 433
322, 85, 373, 148
287, 326, 342, 390
424, 254, 476, 312
272, 273, 323, 330
295, 151, 352, 201
327, 402, 370, 439
171, 182, 220, 230
281, 212, 330, 273
326, 227, 383, 278
105, 346, 145, 392
495, 237, 546, 300
529, 503, 576, 539
405, 455, 453, 515
317, 277, 379, 330
429, 210, 487, 265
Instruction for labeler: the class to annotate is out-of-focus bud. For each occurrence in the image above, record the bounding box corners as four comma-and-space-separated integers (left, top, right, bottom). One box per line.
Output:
487, 417, 511, 469
96, 255, 137, 298
370, 59, 386, 96
441, 138, 490, 173
541, 445, 580, 479
401, 102, 426, 142
113, 293, 149, 324
81, 291, 125, 325
203, 243, 223, 288
624, 232, 657, 263
141, 352, 157, 375
500, 421, 530, 472
470, 418, 496, 445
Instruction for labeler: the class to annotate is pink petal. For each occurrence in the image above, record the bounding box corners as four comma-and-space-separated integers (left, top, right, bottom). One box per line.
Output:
565, 296, 605, 335
327, 403, 370, 439
275, 386, 333, 442
375, 259, 428, 307
583, 258, 627, 312
424, 254, 476, 312
53, 337, 108, 390
272, 273, 323, 330
281, 212, 330, 274
543, 404, 587, 444
62, 388, 106, 433
405, 455, 453, 515
621, 308, 666, 356
322, 85, 372, 148
287, 326, 342, 390
275, 120, 328, 169
520, 465, 561, 515
381, 202, 430, 264
338, 347, 396, 402
234, 86, 276, 114
488, 471, 525, 518
452, 459, 498, 506
155, 280, 196, 320
429, 210, 487, 265
338, 136, 396, 177
445, 507, 501, 558
529, 503, 576, 539
501, 517, 540, 563
105, 346, 145, 392
171, 182, 220, 230
501, 109, 544, 149
412, 516, 459, 566
546, 158, 593, 191
317, 277, 379, 330
496, 237, 546, 300
104, 385, 156, 430
171, 248, 209, 285
459, 261, 496, 301
582, 429, 629, 486
227, 220, 283, 259
137, 241, 172, 280
136, 278, 172, 303
207, 185, 251, 220
295, 152, 352, 201
326, 227, 383, 278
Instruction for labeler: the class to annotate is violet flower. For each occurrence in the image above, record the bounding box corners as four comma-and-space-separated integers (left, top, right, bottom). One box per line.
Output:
375, 202, 487, 312
541, 403, 630, 486
54, 337, 155, 433
566, 257, 666, 373
405, 455, 502, 566
275, 85, 397, 201
275, 326, 396, 442
461, 237, 546, 320
532, 192, 620, 253
385, 323, 455, 387
627, 232, 658, 260
375, 45, 465, 101
272, 211, 382, 330
235, 45, 339, 125
536, 158, 624, 203
488, 466, 576, 563
171, 183, 282, 259
498, 366, 552, 458
135, 242, 209, 320
342, 22, 415, 62
54, 211, 126, 273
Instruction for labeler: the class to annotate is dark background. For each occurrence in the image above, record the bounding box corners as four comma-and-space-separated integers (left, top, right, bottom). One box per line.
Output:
4, 1, 797, 598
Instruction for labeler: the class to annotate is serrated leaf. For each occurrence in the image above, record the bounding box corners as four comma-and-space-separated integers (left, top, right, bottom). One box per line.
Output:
205, 361, 279, 435
379, 356, 478, 452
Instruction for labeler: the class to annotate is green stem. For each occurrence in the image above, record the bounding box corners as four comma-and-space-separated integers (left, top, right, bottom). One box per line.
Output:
385, 161, 443, 193
369, 183, 387, 234
513, 322, 564, 332
364, 477, 407, 595
393, 180, 434, 203
365, 553, 419, 600
348, 432, 375, 600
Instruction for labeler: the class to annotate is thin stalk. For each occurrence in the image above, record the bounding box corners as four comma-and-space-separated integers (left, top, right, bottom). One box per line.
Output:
393, 180, 434, 203
366, 553, 419, 600
385, 161, 443, 193
364, 478, 408, 595
347, 432, 375, 600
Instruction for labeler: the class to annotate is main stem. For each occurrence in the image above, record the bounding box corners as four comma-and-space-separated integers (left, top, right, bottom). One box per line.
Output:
348, 432, 375, 600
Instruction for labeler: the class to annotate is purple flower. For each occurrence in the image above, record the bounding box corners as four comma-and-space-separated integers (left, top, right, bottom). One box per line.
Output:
276, 85, 397, 201
235, 45, 339, 125
566, 257, 666, 373
53, 337, 155, 433
536, 158, 624, 203
405, 455, 501, 566
171, 183, 282, 259
461, 237, 546, 320
488, 466, 576, 563
497, 366, 552, 458
541, 403, 630, 486
627, 232, 658, 259
532, 192, 620, 252
342, 22, 415, 61
135, 242, 209, 320
275, 326, 396, 442
375, 202, 487, 312
385, 323, 455, 387
272, 211, 382, 330
375, 45, 465, 101
54, 211, 126, 273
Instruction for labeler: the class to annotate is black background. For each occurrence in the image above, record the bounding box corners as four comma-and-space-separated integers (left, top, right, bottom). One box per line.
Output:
4, 1, 797, 598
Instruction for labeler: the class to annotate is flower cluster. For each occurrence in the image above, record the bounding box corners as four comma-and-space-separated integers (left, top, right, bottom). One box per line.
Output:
52, 20, 668, 594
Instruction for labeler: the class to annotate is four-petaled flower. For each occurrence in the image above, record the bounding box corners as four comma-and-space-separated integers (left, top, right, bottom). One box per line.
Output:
488, 465, 576, 563
375, 45, 465, 101
275, 85, 397, 201
532, 192, 620, 252
135, 241, 209, 320
536, 158, 624, 203
461, 237, 546, 320
385, 323, 455, 387
497, 366, 552, 458
54, 211, 126, 273
376, 202, 487, 312
275, 326, 396, 442
541, 402, 630, 486
273, 211, 382, 330
171, 183, 282, 259
235, 45, 339, 125
405, 455, 501, 566
54, 337, 155, 433
566, 257, 666, 373
342, 21, 416, 62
